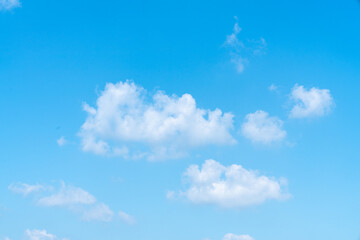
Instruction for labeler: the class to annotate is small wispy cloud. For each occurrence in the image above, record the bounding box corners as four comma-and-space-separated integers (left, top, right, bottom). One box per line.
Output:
8, 183, 49, 196
10, 181, 115, 222
82, 203, 114, 222
118, 211, 136, 225
37, 183, 96, 207
25, 229, 56, 240
166, 190, 176, 200
37, 183, 113, 222
268, 84, 278, 92
24, 229, 69, 240
225, 22, 242, 46
56, 136, 67, 147
223, 233, 255, 240
0, 0, 21, 11
223, 18, 266, 73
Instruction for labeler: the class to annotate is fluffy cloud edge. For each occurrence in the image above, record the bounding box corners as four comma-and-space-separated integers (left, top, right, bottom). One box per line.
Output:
79, 80, 236, 160
173, 159, 290, 208
241, 110, 286, 144
289, 84, 334, 118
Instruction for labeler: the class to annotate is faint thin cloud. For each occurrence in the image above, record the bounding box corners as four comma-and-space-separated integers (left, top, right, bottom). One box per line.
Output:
223, 18, 266, 73
10, 181, 115, 222
57, 136, 67, 146
38, 183, 96, 206
111, 176, 123, 183
166, 190, 176, 200
118, 211, 136, 225
223, 233, 255, 240
25, 229, 56, 240
268, 84, 278, 92
8, 183, 49, 196
0, 0, 21, 11
82, 203, 114, 222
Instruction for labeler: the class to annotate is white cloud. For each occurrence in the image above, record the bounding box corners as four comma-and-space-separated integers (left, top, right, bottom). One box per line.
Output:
179, 159, 289, 208
79, 81, 235, 160
118, 211, 136, 225
223, 21, 266, 73
230, 56, 247, 73
223, 234, 254, 240
25, 229, 56, 240
225, 23, 242, 46
82, 203, 114, 222
81, 135, 109, 155
0, 0, 21, 11
10, 181, 114, 222
268, 84, 278, 92
289, 85, 334, 118
56, 136, 67, 146
37, 183, 115, 222
38, 183, 96, 207
82, 102, 96, 115
8, 183, 47, 196
241, 110, 286, 144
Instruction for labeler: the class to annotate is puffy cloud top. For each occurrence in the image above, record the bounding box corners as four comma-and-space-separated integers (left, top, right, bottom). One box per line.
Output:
80, 81, 235, 160
118, 211, 137, 225
289, 85, 334, 118
241, 110, 286, 144
181, 159, 289, 208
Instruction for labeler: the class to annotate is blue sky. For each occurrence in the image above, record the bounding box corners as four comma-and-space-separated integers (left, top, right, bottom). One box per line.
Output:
1, 0, 360, 239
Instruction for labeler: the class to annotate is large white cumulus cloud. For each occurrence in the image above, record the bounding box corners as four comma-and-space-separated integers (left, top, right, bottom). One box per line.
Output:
180, 159, 289, 208
79, 81, 235, 160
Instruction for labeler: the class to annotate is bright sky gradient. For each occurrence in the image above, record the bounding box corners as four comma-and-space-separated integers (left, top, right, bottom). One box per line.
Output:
1, 0, 360, 240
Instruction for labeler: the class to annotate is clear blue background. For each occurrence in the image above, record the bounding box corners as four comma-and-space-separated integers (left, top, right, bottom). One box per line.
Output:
1, 0, 360, 239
